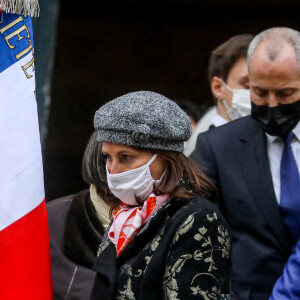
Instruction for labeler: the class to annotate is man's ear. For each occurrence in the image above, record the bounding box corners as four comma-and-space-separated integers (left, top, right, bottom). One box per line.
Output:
211, 76, 224, 100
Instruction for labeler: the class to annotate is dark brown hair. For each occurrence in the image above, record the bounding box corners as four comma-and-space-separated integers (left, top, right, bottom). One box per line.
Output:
153, 150, 217, 202
83, 131, 217, 210
82, 131, 120, 209
208, 34, 254, 84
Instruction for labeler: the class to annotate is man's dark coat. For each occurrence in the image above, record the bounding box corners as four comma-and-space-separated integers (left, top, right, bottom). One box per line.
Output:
191, 116, 292, 300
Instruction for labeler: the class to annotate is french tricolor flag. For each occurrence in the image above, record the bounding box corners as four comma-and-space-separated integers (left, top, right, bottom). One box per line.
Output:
0, 7, 52, 300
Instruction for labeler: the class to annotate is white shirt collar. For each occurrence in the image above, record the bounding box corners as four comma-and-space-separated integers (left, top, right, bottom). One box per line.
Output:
266, 121, 300, 143
294, 121, 300, 141
211, 114, 228, 127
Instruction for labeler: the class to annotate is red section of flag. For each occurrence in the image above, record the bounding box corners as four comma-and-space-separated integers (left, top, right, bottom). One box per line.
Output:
0, 200, 53, 300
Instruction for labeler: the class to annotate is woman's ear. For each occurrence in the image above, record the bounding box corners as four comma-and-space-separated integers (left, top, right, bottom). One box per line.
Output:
211, 76, 224, 100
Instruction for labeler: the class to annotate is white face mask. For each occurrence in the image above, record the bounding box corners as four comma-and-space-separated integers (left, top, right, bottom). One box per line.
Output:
106, 154, 159, 206
222, 81, 251, 120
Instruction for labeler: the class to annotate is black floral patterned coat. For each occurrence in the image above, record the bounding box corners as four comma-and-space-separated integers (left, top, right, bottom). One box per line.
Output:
91, 196, 231, 300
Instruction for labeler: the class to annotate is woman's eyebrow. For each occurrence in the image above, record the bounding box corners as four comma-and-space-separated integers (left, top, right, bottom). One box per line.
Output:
118, 150, 133, 155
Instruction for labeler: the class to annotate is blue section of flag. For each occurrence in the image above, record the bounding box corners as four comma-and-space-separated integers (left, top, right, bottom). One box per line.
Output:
0, 12, 34, 73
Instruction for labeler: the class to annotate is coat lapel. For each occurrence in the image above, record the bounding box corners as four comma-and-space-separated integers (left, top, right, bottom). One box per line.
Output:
92, 243, 118, 299
237, 118, 290, 253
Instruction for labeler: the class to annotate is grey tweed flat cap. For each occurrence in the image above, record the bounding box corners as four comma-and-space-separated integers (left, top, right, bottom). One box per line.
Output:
94, 91, 192, 152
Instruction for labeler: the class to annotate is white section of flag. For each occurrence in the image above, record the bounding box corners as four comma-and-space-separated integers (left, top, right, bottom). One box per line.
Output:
0, 52, 44, 231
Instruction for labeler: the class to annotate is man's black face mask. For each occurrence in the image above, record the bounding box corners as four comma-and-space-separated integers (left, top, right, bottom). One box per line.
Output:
251, 99, 300, 137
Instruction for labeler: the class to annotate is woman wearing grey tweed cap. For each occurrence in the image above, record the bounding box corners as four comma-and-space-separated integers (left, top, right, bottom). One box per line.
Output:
91, 91, 231, 300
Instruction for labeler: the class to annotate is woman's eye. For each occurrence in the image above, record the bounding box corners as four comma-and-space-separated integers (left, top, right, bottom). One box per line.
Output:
102, 154, 112, 161
121, 154, 132, 162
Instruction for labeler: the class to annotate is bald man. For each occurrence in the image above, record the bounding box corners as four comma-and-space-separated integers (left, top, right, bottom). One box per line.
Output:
191, 27, 300, 300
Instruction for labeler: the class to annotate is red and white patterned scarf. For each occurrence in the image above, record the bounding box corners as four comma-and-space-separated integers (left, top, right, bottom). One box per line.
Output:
108, 194, 169, 257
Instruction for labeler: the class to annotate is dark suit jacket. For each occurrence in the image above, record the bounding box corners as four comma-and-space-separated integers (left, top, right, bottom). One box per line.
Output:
191, 116, 292, 300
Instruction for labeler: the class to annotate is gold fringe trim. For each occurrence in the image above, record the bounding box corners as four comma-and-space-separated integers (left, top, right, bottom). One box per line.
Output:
0, 0, 40, 17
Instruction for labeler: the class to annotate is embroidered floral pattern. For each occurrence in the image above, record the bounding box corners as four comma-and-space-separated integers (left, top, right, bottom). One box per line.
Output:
164, 254, 193, 300
114, 201, 231, 300
149, 225, 165, 252
191, 285, 219, 299
117, 277, 136, 300
217, 225, 230, 259
117, 225, 167, 299
172, 214, 194, 245
164, 211, 231, 299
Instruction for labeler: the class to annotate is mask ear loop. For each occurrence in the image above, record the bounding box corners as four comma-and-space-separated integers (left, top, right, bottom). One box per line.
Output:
221, 79, 234, 92
146, 153, 158, 167
220, 79, 234, 111
222, 99, 231, 110
155, 170, 166, 184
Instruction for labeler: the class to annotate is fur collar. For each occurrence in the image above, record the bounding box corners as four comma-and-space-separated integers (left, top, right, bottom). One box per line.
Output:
63, 190, 105, 268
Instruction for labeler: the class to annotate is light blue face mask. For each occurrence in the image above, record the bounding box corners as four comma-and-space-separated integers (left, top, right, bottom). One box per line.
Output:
106, 154, 158, 206
222, 80, 251, 120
